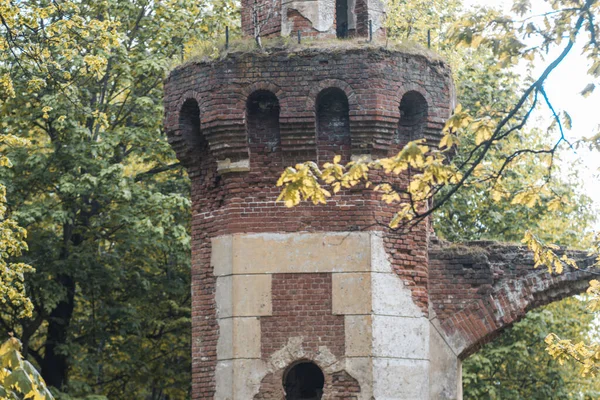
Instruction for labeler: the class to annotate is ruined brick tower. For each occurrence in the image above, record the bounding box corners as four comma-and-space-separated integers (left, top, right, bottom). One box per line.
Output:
164, 0, 593, 398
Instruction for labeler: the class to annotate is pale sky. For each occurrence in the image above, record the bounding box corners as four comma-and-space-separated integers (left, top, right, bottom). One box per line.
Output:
464, 0, 600, 228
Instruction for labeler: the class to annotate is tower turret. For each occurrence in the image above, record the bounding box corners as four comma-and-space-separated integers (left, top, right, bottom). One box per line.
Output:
240, 0, 386, 39
164, 3, 456, 399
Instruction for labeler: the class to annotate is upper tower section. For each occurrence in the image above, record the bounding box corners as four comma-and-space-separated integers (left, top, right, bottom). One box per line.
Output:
240, 0, 386, 39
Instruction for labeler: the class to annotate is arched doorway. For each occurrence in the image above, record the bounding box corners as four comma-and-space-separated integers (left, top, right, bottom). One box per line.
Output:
283, 362, 325, 400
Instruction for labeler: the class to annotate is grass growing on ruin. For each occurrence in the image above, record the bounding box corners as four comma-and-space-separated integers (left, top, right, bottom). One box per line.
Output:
176, 34, 442, 70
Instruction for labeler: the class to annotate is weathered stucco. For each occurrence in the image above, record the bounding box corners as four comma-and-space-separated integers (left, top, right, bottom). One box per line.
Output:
212, 232, 440, 399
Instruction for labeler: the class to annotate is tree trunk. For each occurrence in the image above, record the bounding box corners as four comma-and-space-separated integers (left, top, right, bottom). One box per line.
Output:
41, 273, 75, 390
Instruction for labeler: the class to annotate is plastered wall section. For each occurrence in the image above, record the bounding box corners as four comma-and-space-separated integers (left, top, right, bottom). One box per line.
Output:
281, 0, 386, 36
211, 232, 434, 399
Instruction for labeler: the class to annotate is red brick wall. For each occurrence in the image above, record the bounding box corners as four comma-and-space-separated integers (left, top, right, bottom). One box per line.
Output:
178, 99, 224, 398
331, 370, 361, 399
255, 273, 354, 398
287, 9, 325, 38
261, 273, 345, 359
429, 240, 594, 358
354, 0, 369, 37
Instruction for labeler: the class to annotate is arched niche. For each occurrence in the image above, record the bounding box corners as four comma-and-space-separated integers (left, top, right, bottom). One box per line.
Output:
179, 98, 207, 150
246, 90, 281, 162
283, 361, 325, 400
179, 98, 220, 195
398, 91, 428, 142
316, 87, 351, 163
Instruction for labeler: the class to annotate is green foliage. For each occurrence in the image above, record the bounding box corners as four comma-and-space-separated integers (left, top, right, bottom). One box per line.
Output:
464, 298, 600, 400
434, 32, 596, 246
0, 134, 34, 319
0, 0, 235, 398
0, 337, 53, 400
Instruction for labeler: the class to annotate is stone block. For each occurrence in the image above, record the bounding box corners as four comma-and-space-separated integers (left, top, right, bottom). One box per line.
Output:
332, 272, 371, 314
232, 359, 268, 399
233, 317, 261, 358
429, 324, 462, 400
232, 232, 371, 274
212, 235, 233, 276
232, 274, 272, 316
217, 318, 233, 360
345, 315, 372, 357
344, 357, 374, 400
215, 360, 233, 400
215, 276, 233, 318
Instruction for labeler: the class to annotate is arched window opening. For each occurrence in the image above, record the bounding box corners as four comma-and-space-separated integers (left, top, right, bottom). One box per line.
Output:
179, 98, 206, 149
284, 362, 325, 400
316, 87, 350, 162
398, 91, 428, 141
179, 98, 220, 194
336, 0, 349, 38
246, 90, 281, 157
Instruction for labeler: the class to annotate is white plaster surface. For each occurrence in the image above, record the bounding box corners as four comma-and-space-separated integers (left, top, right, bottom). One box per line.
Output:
367, 0, 386, 32
372, 315, 429, 359
372, 272, 424, 317
370, 234, 424, 318
215, 360, 234, 400
373, 358, 430, 400
347, 0, 357, 29
281, 0, 336, 35
370, 234, 391, 273
429, 323, 462, 400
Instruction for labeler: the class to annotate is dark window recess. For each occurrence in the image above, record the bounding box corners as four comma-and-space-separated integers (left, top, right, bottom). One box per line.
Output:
398, 91, 428, 141
179, 98, 205, 149
336, 0, 349, 38
246, 90, 281, 153
316, 87, 351, 162
284, 362, 325, 400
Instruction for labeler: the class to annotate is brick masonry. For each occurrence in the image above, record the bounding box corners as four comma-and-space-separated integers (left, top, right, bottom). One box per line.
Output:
164, 45, 451, 398
164, 39, 595, 399
429, 239, 595, 359
261, 273, 345, 360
